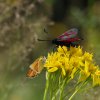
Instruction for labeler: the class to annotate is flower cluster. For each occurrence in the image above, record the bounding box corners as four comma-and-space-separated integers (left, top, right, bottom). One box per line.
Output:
44, 46, 100, 86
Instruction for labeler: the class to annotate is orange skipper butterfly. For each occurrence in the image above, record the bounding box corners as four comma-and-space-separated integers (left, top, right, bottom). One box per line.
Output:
27, 56, 46, 78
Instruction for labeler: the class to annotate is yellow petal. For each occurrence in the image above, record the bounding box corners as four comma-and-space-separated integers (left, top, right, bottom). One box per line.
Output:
92, 70, 100, 86
48, 67, 58, 72
71, 67, 77, 79
61, 67, 66, 76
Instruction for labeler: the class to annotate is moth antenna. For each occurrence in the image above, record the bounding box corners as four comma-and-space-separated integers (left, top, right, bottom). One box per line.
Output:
43, 28, 53, 39
44, 28, 49, 34
38, 39, 51, 41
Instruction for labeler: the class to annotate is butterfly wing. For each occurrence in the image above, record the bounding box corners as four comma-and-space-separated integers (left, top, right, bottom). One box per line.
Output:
57, 28, 78, 41
27, 56, 46, 78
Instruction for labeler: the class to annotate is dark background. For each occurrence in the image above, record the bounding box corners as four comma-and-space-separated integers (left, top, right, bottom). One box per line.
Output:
0, 0, 100, 100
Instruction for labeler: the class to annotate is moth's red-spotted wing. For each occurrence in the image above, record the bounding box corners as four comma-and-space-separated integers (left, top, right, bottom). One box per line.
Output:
57, 28, 78, 41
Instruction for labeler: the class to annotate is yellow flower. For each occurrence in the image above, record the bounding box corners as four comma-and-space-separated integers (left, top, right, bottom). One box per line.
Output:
79, 61, 91, 82
70, 46, 83, 57
44, 45, 100, 85
44, 46, 69, 76
70, 56, 82, 68
92, 69, 100, 86
79, 60, 99, 83
44, 50, 62, 72
58, 46, 68, 53
76, 46, 83, 56
57, 46, 69, 57
83, 52, 93, 61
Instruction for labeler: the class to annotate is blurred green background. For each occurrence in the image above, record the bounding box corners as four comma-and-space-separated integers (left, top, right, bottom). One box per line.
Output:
0, 0, 100, 100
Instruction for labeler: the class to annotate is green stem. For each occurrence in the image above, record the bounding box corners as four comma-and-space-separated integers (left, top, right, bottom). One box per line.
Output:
43, 73, 50, 100
68, 82, 86, 100
59, 78, 67, 100
68, 88, 79, 100
52, 89, 60, 100
52, 77, 71, 100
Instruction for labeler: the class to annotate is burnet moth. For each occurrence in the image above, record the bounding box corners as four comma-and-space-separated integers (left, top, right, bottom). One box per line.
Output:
27, 56, 46, 78
38, 28, 83, 47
